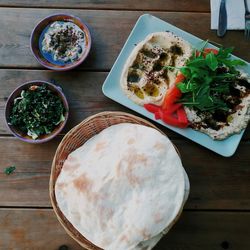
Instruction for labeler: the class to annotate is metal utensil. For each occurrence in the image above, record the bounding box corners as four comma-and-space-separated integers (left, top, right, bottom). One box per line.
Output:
244, 0, 250, 39
217, 0, 227, 37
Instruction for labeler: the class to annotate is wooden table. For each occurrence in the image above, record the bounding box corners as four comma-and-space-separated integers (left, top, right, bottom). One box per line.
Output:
0, 1, 249, 249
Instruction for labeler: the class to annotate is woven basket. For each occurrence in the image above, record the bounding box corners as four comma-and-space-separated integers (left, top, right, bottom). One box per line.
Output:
49, 111, 182, 249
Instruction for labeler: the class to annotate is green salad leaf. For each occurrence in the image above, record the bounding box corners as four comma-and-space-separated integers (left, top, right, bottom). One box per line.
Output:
168, 43, 247, 112
205, 53, 218, 71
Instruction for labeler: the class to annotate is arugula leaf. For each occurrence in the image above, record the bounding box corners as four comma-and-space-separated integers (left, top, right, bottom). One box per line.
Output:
177, 81, 198, 93
217, 47, 234, 59
216, 47, 246, 70
187, 58, 207, 68
4, 166, 16, 175
174, 45, 245, 112
198, 40, 209, 52
212, 73, 237, 81
220, 59, 246, 67
205, 53, 218, 71
179, 67, 190, 77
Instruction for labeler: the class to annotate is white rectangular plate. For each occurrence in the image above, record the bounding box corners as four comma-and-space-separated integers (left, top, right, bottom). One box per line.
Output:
102, 14, 250, 157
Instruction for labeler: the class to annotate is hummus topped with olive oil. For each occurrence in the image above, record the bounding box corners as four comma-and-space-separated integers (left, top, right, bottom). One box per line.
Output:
42, 21, 85, 63
120, 32, 193, 106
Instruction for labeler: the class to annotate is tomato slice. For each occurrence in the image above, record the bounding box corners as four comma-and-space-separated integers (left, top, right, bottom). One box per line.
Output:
175, 73, 186, 84
154, 111, 161, 120
144, 103, 188, 128
162, 85, 182, 110
161, 73, 185, 110
177, 107, 188, 128
164, 103, 182, 114
144, 103, 161, 114
144, 73, 189, 128
159, 109, 181, 127
196, 48, 219, 58
203, 48, 219, 55
158, 108, 188, 128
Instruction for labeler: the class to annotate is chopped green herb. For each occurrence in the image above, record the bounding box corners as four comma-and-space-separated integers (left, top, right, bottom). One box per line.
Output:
4, 166, 16, 175
9, 84, 66, 139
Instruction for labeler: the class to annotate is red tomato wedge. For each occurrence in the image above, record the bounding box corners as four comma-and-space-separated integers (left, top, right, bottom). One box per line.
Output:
143, 74, 189, 128
154, 111, 161, 120
161, 73, 184, 110
203, 48, 219, 55
177, 107, 188, 128
159, 109, 180, 127
162, 86, 182, 110
196, 48, 219, 57
158, 108, 188, 128
164, 103, 182, 114
144, 103, 161, 114
175, 73, 186, 84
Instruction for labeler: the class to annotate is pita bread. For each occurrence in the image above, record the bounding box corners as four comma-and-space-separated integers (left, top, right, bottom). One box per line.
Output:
133, 169, 190, 250
55, 123, 187, 250
120, 32, 192, 106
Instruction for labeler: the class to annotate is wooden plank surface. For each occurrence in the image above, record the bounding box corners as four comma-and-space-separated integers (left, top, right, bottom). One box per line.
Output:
0, 9, 249, 70
0, 1, 249, 250
1, 69, 249, 138
0, 137, 249, 209
0, 208, 83, 250
0, 69, 126, 135
0, 0, 210, 12
0, 208, 250, 250
157, 211, 250, 250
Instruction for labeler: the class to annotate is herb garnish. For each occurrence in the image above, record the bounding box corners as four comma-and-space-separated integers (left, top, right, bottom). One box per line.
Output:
9, 85, 65, 139
4, 166, 16, 175
164, 44, 246, 112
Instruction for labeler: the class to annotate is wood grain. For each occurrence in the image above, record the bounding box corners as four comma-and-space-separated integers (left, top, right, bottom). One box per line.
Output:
157, 211, 250, 250
0, 9, 249, 70
0, 137, 249, 209
0, 0, 210, 11
0, 208, 83, 250
0, 2, 249, 250
0, 208, 250, 250
1, 69, 249, 138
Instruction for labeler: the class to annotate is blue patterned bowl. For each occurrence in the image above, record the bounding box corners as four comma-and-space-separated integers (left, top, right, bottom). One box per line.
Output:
30, 14, 91, 71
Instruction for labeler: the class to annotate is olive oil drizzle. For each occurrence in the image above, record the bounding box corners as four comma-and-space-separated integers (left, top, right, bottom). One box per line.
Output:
126, 42, 184, 99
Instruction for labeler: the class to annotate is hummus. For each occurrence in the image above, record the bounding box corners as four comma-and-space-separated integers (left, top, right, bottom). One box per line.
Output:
42, 21, 85, 63
120, 32, 193, 106
185, 71, 250, 140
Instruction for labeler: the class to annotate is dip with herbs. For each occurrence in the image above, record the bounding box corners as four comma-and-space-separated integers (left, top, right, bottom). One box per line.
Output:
42, 21, 85, 63
9, 85, 66, 139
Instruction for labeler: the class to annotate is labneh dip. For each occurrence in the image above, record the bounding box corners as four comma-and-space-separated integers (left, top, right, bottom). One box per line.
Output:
42, 21, 85, 63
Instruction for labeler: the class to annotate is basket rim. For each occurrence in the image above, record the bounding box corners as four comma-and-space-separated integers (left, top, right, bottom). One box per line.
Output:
49, 111, 184, 249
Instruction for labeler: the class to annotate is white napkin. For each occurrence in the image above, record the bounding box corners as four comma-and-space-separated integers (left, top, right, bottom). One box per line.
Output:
211, 0, 249, 30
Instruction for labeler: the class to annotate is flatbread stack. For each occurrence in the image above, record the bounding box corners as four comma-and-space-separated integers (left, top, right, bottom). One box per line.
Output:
55, 123, 190, 250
